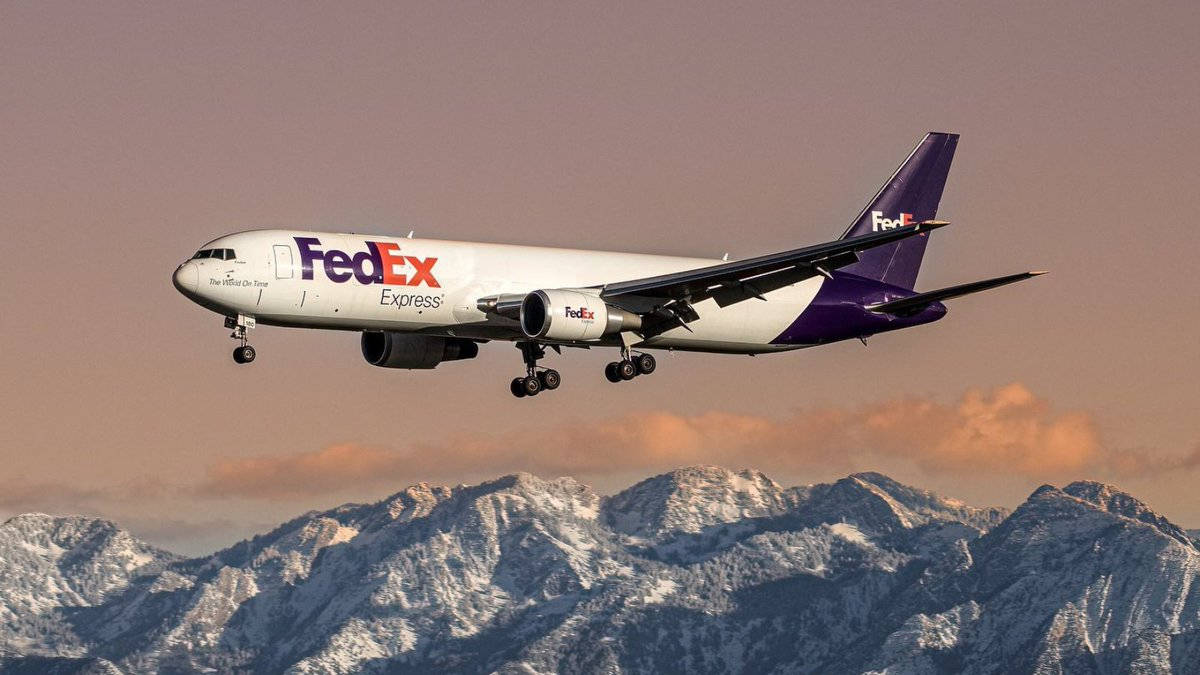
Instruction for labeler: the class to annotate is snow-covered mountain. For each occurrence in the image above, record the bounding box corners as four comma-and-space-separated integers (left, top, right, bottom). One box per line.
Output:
0, 468, 1197, 674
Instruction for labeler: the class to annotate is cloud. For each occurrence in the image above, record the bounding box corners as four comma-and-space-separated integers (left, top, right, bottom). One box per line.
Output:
857, 383, 1105, 475
197, 383, 1196, 501
7, 383, 1194, 550
193, 408, 845, 500
0, 481, 109, 513
0, 476, 170, 515
0, 476, 243, 555
200, 443, 408, 500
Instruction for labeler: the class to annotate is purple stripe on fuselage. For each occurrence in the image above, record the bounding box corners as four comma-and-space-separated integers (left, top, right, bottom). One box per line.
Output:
771, 272, 946, 346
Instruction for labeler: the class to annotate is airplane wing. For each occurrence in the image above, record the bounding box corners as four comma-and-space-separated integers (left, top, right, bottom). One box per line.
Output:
599, 221, 948, 318
866, 271, 1046, 316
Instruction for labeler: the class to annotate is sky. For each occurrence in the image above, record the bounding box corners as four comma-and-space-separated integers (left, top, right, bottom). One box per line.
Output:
2, 1, 1198, 555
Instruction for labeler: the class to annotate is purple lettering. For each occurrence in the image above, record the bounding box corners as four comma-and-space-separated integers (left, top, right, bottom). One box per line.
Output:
324, 249, 353, 283
353, 243, 383, 284
295, 237, 324, 280
292, 237, 434, 287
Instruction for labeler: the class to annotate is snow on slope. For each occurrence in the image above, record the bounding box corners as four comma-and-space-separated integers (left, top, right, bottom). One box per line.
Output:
0, 514, 176, 657
0, 469, 1197, 674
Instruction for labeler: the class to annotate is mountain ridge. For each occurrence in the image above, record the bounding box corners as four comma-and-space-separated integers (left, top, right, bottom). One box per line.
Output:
1, 468, 1197, 674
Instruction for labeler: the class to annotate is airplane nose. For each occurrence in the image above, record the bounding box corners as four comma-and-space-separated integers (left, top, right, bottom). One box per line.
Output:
173, 262, 199, 294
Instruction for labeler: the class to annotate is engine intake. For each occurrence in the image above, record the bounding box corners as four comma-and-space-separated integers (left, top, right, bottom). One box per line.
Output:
520, 289, 641, 341
361, 332, 479, 369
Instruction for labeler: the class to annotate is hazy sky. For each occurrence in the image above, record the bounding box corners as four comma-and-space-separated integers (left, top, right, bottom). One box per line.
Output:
2, 2, 1198, 554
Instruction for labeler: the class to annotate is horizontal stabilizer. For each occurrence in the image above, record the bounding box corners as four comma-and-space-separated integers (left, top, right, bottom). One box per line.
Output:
867, 271, 1046, 316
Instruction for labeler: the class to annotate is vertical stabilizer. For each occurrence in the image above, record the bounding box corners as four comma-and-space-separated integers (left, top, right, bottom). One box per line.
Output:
839, 132, 958, 289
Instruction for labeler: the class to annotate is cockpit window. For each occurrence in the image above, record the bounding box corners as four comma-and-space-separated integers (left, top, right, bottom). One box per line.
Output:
192, 248, 236, 260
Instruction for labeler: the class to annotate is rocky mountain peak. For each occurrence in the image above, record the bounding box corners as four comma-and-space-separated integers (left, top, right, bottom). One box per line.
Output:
971, 481, 1196, 594
0, 513, 173, 576
3, 513, 118, 546
802, 473, 1005, 538
382, 481, 454, 521
1009, 480, 1191, 545
0, 512, 175, 657
603, 465, 794, 540
1062, 480, 1193, 545
851, 472, 968, 513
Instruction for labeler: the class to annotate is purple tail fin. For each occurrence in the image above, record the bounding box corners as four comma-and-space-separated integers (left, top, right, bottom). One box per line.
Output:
839, 132, 958, 289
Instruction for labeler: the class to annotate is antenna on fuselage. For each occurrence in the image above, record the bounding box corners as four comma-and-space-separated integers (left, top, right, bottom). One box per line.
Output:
406, 230, 414, 238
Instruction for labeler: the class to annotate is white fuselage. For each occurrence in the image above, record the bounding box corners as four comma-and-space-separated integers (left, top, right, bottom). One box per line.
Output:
173, 229, 824, 353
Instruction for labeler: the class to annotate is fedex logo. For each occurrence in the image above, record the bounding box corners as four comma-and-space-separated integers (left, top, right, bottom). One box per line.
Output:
294, 237, 440, 287
564, 306, 594, 321
871, 211, 913, 231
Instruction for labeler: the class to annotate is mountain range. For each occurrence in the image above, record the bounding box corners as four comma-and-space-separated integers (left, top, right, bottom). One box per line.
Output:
1, 467, 1198, 674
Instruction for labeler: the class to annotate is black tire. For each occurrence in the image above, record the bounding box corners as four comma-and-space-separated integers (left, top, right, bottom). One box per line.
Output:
617, 360, 637, 380
539, 369, 561, 390
604, 362, 622, 383
521, 375, 542, 396
510, 378, 527, 397
233, 345, 255, 364
634, 353, 656, 375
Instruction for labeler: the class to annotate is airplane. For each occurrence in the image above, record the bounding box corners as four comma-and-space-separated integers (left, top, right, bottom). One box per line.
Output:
172, 132, 1043, 398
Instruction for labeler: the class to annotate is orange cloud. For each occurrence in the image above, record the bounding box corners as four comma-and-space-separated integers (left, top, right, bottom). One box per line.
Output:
0, 476, 169, 513
194, 407, 853, 499
200, 444, 407, 500
196, 383, 1197, 500
859, 383, 1105, 474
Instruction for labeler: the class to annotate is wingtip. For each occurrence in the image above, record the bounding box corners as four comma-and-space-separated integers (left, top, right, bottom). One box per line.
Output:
1030, 270, 1049, 276
916, 220, 950, 228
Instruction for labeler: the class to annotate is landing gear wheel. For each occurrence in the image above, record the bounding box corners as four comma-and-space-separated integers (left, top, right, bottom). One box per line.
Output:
617, 359, 637, 381
634, 353, 656, 375
605, 362, 622, 383
510, 378, 528, 398
521, 375, 543, 396
233, 345, 256, 364
539, 369, 561, 390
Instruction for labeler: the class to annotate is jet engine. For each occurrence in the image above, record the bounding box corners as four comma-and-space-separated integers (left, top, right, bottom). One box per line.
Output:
520, 289, 641, 341
361, 332, 479, 369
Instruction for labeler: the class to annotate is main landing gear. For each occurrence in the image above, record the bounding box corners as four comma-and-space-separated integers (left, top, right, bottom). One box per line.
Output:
510, 342, 561, 398
508, 343, 656, 397
227, 315, 257, 364
604, 350, 656, 383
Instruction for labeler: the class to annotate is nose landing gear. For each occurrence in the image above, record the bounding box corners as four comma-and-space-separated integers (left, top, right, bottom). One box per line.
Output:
226, 314, 257, 364
604, 351, 656, 383
510, 342, 562, 398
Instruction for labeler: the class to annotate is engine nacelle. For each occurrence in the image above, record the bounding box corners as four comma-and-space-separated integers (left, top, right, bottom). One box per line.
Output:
361, 332, 479, 369
520, 289, 641, 341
